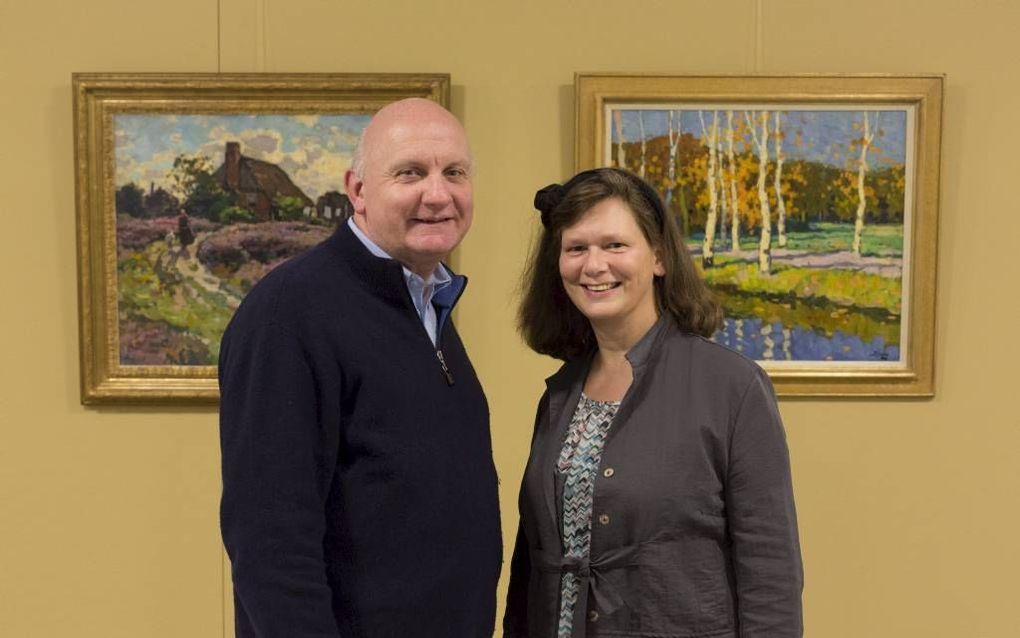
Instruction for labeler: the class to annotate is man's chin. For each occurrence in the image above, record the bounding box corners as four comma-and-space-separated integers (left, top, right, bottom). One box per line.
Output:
409, 234, 464, 258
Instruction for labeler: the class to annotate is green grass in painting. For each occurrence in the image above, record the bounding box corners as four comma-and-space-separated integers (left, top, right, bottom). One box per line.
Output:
787, 222, 902, 256
701, 261, 901, 315
118, 248, 234, 362
688, 223, 903, 257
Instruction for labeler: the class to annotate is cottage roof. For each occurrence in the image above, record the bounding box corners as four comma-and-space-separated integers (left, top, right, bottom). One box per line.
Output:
213, 155, 313, 206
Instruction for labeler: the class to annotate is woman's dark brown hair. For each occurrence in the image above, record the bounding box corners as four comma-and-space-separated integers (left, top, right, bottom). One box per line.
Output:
519, 167, 722, 360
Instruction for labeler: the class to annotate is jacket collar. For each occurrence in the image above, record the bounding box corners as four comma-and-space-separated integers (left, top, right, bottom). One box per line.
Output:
541, 314, 675, 463
326, 221, 409, 306
325, 221, 468, 322
544, 314, 672, 392
623, 314, 671, 384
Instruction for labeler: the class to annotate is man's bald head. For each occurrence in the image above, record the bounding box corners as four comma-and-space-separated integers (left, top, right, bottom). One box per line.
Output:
343, 98, 475, 278
350, 98, 472, 179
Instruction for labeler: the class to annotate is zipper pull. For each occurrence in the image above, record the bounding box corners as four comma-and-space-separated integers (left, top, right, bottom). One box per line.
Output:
436, 349, 454, 385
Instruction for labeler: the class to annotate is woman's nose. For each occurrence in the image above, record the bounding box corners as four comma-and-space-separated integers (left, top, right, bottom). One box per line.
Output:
582, 248, 607, 274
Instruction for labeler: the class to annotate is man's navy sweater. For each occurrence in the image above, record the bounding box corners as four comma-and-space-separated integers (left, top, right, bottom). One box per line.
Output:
219, 223, 502, 637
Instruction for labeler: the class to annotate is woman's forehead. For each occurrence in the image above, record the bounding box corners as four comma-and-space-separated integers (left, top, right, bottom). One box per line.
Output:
563, 198, 640, 232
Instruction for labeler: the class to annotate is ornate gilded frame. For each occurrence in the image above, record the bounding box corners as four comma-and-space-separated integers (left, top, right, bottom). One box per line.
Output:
73, 73, 450, 404
576, 74, 943, 396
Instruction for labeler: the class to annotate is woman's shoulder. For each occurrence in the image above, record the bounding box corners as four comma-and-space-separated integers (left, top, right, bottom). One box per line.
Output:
655, 329, 780, 429
661, 327, 767, 387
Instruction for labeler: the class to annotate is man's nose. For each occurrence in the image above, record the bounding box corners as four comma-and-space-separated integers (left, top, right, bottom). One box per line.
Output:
421, 173, 453, 208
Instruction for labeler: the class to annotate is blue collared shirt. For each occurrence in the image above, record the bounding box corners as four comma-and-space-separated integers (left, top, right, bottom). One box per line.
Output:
347, 218, 453, 346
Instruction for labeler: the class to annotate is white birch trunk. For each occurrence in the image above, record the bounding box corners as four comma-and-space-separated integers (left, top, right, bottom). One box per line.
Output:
613, 110, 626, 169
774, 111, 788, 248
638, 111, 647, 178
717, 136, 729, 250
700, 111, 720, 267
851, 111, 875, 256
665, 110, 679, 210
727, 110, 740, 252
745, 110, 772, 274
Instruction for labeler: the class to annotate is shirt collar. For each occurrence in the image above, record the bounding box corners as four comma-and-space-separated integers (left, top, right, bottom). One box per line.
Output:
347, 217, 451, 288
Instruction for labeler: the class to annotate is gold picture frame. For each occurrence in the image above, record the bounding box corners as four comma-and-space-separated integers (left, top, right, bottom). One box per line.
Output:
576, 74, 943, 396
74, 72, 449, 404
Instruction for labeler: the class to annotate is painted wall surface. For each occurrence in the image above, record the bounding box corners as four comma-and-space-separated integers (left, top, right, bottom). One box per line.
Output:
1, 1, 1018, 636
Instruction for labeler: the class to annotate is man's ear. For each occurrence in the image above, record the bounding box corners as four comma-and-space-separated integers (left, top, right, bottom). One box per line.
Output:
344, 169, 367, 214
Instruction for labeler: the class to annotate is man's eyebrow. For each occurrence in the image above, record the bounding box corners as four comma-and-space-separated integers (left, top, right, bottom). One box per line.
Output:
446, 159, 474, 174
385, 159, 426, 172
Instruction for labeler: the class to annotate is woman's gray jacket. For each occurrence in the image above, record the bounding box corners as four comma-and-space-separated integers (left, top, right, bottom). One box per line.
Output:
504, 318, 803, 638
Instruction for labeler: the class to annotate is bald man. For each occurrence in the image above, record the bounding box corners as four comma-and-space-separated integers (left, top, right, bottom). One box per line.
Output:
219, 99, 501, 638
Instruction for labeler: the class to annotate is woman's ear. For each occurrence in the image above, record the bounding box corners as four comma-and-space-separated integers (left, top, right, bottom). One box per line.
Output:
653, 247, 666, 277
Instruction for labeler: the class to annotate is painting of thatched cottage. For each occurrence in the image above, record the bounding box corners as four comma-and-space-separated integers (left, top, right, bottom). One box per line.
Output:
212, 141, 313, 220
111, 111, 372, 368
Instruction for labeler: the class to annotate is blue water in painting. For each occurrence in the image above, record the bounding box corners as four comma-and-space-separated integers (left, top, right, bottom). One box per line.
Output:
713, 317, 900, 362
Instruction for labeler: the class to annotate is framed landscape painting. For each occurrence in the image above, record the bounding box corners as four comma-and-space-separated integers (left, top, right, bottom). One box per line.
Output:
74, 73, 449, 404
576, 74, 943, 396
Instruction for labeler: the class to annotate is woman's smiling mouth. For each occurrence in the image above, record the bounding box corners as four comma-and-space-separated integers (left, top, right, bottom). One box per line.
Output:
582, 282, 620, 292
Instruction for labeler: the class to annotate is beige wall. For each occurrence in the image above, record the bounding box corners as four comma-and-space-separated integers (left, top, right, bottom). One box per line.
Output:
2, 1, 1018, 636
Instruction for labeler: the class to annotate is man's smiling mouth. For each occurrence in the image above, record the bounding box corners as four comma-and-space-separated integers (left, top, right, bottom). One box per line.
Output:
413, 217, 452, 225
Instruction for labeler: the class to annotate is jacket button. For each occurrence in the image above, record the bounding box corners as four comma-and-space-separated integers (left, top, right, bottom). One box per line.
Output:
588, 610, 599, 622
603, 467, 615, 478
598, 513, 610, 525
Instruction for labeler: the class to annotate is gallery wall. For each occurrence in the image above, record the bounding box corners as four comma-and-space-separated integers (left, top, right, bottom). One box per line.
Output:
1, 0, 1018, 636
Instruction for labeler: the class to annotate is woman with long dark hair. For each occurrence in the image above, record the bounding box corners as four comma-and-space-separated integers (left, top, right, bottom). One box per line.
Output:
505, 168, 802, 638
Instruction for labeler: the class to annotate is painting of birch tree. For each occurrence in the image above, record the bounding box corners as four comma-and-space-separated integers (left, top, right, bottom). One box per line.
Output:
608, 106, 910, 364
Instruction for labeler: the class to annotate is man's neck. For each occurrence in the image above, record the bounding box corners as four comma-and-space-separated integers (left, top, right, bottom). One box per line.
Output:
347, 217, 441, 279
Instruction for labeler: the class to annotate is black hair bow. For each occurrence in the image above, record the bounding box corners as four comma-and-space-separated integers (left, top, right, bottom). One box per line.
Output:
533, 183, 565, 228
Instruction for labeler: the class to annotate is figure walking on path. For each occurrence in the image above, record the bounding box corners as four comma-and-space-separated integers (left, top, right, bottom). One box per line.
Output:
176, 208, 195, 258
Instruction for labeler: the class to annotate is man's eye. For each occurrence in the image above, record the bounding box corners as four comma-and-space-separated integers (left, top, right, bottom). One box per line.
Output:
565, 245, 585, 254
396, 168, 421, 178
606, 242, 626, 250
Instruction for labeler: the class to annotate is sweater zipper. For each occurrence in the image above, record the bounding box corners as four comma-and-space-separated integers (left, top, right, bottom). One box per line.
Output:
427, 269, 466, 387
432, 274, 465, 387
435, 349, 454, 385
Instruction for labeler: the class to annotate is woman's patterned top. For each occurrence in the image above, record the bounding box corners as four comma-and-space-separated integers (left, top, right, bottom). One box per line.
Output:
555, 392, 620, 638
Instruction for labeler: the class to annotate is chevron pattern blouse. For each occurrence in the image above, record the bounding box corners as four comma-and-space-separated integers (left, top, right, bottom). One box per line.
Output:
555, 393, 620, 638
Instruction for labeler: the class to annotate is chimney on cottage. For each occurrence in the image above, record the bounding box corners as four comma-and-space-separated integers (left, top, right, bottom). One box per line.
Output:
225, 142, 241, 190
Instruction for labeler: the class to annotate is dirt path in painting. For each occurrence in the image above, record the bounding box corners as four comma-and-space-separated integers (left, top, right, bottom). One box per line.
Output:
772, 250, 901, 278
169, 232, 243, 309
692, 246, 902, 277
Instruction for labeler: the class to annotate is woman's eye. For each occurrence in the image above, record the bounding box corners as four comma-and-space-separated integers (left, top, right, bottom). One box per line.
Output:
606, 242, 626, 250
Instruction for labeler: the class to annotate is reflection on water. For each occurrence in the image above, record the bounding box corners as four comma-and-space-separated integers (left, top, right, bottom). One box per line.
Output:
714, 317, 900, 362
712, 291, 901, 362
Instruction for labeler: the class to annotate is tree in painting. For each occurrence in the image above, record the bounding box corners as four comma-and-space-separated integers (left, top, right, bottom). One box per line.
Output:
699, 110, 720, 267
851, 111, 878, 256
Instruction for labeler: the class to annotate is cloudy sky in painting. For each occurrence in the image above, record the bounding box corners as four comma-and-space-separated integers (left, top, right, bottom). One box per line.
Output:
611, 107, 908, 167
114, 113, 372, 200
